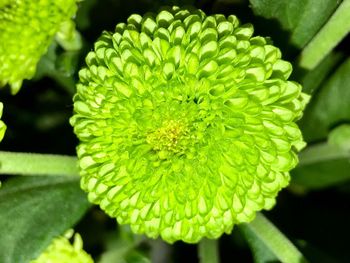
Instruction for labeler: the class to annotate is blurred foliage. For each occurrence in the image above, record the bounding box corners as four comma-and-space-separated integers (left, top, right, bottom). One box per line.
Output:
300, 58, 350, 142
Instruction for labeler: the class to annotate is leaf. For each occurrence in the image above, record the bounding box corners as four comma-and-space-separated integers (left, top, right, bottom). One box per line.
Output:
0, 176, 91, 263
298, 0, 350, 69
292, 158, 350, 190
239, 213, 307, 263
125, 251, 151, 263
328, 124, 350, 150
299, 52, 343, 94
249, 0, 340, 48
292, 125, 350, 190
299, 58, 350, 142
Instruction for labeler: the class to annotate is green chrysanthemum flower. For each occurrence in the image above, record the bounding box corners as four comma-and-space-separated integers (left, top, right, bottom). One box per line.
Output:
30, 231, 93, 263
0, 0, 78, 93
71, 6, 309, 243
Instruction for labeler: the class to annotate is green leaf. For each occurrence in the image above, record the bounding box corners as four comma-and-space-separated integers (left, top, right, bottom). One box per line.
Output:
249, 0, 340, 48
0, 176, 91, 263
292, 157, 350, 190
328, 124, 350, 150
239, 213, 307, 263
298, 0, 350, 69
292, 125, 350, 190
299, 58, 350, 142
124, 251, 151, 263
299, 52, 343, 94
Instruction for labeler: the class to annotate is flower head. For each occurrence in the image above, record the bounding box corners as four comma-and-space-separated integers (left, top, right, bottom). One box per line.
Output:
71, 6, 309, 243
30, 231, 93, 263
0, 0, 78, 93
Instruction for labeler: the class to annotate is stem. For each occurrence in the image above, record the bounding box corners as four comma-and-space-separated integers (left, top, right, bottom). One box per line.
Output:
0, 151, 79, 176
298, 0, 350, 70
198, 238, 219, 263
241, 213, 307, 263
150, 239, 172, 263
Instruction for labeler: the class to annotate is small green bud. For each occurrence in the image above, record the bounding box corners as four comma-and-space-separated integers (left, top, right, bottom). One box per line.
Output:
71, 6, 309, 243
30, 230, 93, 263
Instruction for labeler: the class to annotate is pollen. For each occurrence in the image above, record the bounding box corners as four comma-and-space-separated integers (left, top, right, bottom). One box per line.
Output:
146, 120, 189, 156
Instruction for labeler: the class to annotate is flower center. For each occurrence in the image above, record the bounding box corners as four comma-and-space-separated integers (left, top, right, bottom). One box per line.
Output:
146, 120, 189, 159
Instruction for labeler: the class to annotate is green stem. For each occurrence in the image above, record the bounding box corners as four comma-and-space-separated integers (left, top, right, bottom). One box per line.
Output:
0, 151, 79, 176
240, 213, 307, 263
298, 0, 350, 70
198, 238, 219, 263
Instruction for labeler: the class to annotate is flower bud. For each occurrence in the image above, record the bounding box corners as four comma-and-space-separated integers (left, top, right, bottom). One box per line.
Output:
0, 0, 78, 93
30, 231, 93, 263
